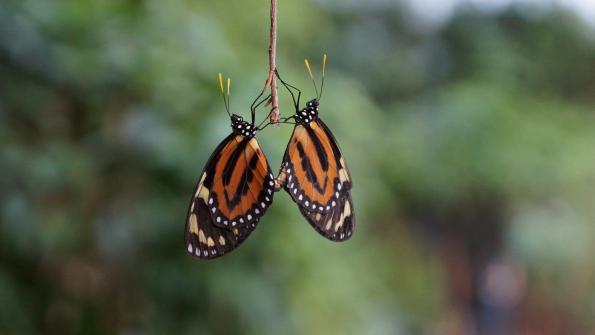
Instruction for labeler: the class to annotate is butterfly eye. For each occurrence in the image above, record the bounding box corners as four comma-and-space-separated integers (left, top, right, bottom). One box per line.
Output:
231, 114, 243, 123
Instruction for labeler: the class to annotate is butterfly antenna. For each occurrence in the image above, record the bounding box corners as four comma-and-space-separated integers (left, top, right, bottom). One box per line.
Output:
218, 73, 231, 117
304, 58, 320, 99
227, 77, 231, 115
319, 53, 326, 100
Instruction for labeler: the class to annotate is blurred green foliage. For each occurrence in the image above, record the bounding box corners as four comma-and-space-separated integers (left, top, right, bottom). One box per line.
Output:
1, 0, 595, 334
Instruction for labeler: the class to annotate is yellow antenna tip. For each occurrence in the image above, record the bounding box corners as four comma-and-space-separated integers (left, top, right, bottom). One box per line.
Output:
322, 53, 327, 76
304, 58, 314, 80
227, 78, 231, 96
218, 73, 224, 93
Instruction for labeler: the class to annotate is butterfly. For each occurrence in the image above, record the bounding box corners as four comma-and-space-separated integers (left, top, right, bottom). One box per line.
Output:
275, 55, 354, 241
184, 74, 277, 259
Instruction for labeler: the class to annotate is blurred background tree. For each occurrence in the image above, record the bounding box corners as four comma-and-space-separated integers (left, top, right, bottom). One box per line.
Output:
1, 0, 595, 334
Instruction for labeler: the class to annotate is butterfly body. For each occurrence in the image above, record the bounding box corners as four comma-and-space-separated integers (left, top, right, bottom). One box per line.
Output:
294, 99, 319, 124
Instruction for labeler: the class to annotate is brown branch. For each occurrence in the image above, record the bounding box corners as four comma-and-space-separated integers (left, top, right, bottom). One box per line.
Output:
262, 0, 279, 124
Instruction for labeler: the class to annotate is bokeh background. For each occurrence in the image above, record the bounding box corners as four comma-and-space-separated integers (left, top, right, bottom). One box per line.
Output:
2, 0, 595, 334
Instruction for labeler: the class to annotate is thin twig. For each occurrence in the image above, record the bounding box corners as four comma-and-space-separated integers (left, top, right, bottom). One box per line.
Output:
262, 0, 279, 124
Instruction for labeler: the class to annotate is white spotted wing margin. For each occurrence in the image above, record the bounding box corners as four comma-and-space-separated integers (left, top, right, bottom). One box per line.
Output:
298, 192, 354, 241
185, 192, 257, 259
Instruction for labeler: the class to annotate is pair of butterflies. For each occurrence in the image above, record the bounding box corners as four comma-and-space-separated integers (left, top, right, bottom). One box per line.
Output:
184, 56, 354, 259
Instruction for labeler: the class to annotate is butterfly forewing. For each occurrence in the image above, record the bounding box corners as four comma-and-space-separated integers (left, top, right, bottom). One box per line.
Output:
317, 119, 352, 191
185, 134, 273, 259
206, 136, 275, 228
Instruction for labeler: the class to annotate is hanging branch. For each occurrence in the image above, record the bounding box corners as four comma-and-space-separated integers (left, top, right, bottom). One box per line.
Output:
262, 0, 279, 124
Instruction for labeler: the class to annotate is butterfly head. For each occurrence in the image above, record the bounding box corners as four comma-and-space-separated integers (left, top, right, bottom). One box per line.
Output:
231, 114, 256, 137
295, 99, 319, 124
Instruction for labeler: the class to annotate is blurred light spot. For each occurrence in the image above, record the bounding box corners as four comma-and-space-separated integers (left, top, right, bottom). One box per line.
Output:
480, 257, 527, 308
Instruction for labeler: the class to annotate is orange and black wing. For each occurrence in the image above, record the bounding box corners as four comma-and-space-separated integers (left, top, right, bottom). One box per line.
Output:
298, 194, 354, 241
280, 118, 354, 240
185, 134, 274, 259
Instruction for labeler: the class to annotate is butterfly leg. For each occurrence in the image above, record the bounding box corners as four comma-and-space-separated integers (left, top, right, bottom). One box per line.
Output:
275, 69, 301, 111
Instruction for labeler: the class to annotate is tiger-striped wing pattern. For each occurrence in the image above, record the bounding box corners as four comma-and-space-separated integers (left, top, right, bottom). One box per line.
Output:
185, 133, 275, 259
280, 105, 354, 241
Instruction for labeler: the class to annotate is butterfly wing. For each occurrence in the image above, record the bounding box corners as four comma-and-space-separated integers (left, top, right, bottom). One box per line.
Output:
185, 134, 274, 259
207, 135, 275, 228
280, 118, 354, 240
298, 194, 354, 241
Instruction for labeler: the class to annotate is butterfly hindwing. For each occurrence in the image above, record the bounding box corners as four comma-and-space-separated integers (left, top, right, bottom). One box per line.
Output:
185, 134, 273, 259
185, 191, 256, 259
281, 118, 354, 241
298, 193, 354, 241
